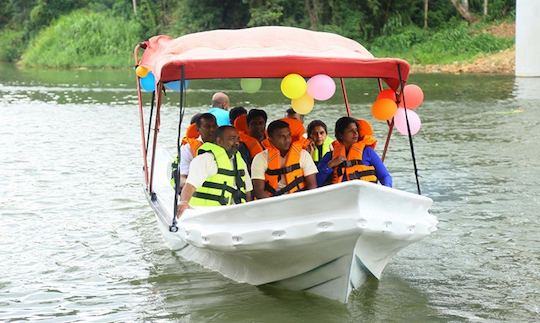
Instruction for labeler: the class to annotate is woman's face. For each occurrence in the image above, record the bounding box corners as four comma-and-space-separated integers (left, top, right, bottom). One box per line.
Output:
309, 125, 327, 146
341, 122, 359, 146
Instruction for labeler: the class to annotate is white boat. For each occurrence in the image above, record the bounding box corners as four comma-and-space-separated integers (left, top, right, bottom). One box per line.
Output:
135, 26, 438, 303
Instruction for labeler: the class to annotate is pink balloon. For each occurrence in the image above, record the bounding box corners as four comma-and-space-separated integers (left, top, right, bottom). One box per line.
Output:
394, 108, 421, 135
398, 84, 424, 109
307, 74, 336, 101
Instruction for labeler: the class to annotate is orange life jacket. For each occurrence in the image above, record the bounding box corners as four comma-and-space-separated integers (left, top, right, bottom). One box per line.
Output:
331, 141, 377, 184
264, 142, 305, 196
233, 114, 249, 134
181, 137, 203, 157
357, 119, 377, 149
184, 123, 199, 140
239, 132, 264, 158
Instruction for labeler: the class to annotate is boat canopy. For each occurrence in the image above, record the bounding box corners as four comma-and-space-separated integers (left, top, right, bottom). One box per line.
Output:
137, 26, 409, 90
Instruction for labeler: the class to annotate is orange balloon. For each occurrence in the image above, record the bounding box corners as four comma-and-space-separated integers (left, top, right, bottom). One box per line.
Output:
371, 98, 398, 121
376, 89, 397, 101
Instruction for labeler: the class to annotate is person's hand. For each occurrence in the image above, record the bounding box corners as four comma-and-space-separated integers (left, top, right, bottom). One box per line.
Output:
328, 156, 346, 168
305, 140, 315, 154
176, 201, 191, 219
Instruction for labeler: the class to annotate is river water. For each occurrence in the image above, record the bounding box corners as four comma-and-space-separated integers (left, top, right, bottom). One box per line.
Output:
1, 63, 539, 322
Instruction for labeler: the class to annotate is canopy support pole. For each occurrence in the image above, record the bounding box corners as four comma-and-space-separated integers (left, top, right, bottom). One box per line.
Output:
397, 64, 422, 195
134, 43, 149, 189
149, 82, 163, 196
170, 66, 186, 232
340, 78, 351, 117
377, 78, 394, 162
145, 91, 156, 156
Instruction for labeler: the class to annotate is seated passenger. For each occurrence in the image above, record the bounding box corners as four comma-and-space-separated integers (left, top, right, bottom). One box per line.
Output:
229, 106, 247, 126
251, 120, 317, 199
285, 108, 304, 124
176, 126, 252, 218
174, 113, 217, 188
280, 116, 310, 149
306, 120, 334, 187
318, 116, 392, 187
239, 109, 267, 168
207, 92, 231, 126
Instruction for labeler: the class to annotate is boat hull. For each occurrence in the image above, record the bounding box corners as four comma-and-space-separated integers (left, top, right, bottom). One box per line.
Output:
147, 149, 437, 302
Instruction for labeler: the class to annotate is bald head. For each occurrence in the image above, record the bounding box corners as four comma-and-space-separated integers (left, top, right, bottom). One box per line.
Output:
211, 92, 230, 110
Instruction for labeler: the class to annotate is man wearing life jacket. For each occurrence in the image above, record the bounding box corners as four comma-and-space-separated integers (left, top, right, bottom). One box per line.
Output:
251, 120, 318, 199
286, 108, 304, 125
207, 92, 231, 126
306, 120, 334, 187
172, 113, 217, 188
318, 116, 392, 187
238, 109, 267, 168
176, 126, 252, 218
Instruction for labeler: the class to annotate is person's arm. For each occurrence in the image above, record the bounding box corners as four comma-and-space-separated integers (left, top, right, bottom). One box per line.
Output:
252, 179, 268, 199
250, 152, 269, 199
177, 183, 196, 218
179, 144, 193, 176
315, 152, 333, 186
304, 174, 317, 190
364, 147, 392, 187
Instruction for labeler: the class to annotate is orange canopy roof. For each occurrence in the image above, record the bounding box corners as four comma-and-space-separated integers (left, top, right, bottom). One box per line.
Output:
138, 26, 409, 89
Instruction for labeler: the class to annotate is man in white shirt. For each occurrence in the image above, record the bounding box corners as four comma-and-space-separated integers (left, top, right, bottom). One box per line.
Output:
251, 120, 317, 199
177, 126, 252, 218
178, 113, 217, 187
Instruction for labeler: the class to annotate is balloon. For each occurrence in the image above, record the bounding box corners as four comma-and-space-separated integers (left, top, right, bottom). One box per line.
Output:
307, 74, 336, 100
371, 98, 398, 121
398, 84, 424, 109
140, 72, 155, 92
376, 89, 397, 101
164, 80, 190, 91
240, 78, 262, 93
135, 65, 149, 78
394, 108, 422, 135
281, 73, 307, 99
291, 93, 314, 114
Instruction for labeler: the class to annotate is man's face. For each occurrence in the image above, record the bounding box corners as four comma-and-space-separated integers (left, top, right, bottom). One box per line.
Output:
269, 127, 292, 152
198, 118, 217, 143
217, 128, 240, 156
248, 116, 266, 139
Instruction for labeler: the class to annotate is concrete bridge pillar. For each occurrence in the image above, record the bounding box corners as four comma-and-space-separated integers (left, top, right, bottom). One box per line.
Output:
516, 0, 540, 76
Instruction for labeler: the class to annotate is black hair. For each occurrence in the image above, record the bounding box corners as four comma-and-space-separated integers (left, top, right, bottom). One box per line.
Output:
286, 108, 296, 116
190, 112, 203, 124
229, 106, 247, 124
216, 125, 236, 139
334, 116, 358, 142
267, 120, 290, 138
307, 120, 328, 137
196, 113, 217, 128
247, 108, 268, 124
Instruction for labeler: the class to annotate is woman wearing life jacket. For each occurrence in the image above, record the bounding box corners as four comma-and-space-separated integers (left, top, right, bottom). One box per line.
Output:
318, 116, 392, 187
305, 120, 334, 187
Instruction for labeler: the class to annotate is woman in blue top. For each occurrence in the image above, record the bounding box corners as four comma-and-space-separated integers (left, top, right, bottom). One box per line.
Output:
316, 117, 392, 187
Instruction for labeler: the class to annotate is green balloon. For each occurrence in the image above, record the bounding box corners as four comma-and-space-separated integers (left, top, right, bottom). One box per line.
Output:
240, 78, 262, 93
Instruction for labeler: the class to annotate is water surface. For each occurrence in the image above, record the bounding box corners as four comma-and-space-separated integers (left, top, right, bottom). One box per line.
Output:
1, 63, 539, 321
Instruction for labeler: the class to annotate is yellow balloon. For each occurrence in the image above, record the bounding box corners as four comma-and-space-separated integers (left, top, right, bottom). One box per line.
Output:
281, 73, 307, 99
291, 93, 314, 114
136, 65, 149, 78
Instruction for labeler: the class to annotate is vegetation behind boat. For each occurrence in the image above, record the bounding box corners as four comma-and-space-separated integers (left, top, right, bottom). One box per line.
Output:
0, 0, 514, 70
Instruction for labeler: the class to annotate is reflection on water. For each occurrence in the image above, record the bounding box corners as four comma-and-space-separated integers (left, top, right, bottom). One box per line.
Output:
1, 63, 539, 321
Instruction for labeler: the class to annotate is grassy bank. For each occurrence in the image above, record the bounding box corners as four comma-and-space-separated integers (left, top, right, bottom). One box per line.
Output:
20, 10, 142, 68
369, 20, 514, 65
3, 9, 514, 71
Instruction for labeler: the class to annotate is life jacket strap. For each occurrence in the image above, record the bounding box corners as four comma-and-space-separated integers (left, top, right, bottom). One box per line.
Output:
200, 181, 247, 201
265, 163, 301, 176
265, 176, 305, 196
218, 168, 246, 177
348, 169, 377, 181
192, 191, 230, 205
